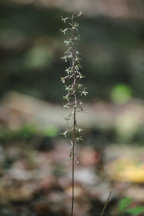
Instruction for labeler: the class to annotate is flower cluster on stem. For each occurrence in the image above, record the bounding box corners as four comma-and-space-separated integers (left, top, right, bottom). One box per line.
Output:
61, 12, 87, 216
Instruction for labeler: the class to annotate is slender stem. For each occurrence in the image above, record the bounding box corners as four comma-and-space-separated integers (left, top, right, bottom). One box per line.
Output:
71, 14, 77, 216
61, 13, 83, 216
100, 191, 112, 216
71, 105, 76, 216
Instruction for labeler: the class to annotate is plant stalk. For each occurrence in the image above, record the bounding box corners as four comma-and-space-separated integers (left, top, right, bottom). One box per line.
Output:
71, 13, 77, 216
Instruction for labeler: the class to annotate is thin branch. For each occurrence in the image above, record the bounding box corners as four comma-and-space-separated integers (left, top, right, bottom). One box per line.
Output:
100, 191, 112, 216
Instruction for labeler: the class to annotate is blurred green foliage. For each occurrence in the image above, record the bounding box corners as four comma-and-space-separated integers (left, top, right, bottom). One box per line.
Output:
44, 125, 58, 137
111, 84, 132, 104
19, 124, 38, 138
118, 197, 144, 215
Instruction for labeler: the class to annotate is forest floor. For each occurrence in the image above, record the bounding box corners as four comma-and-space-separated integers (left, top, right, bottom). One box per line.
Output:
0, 92, 144, 216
